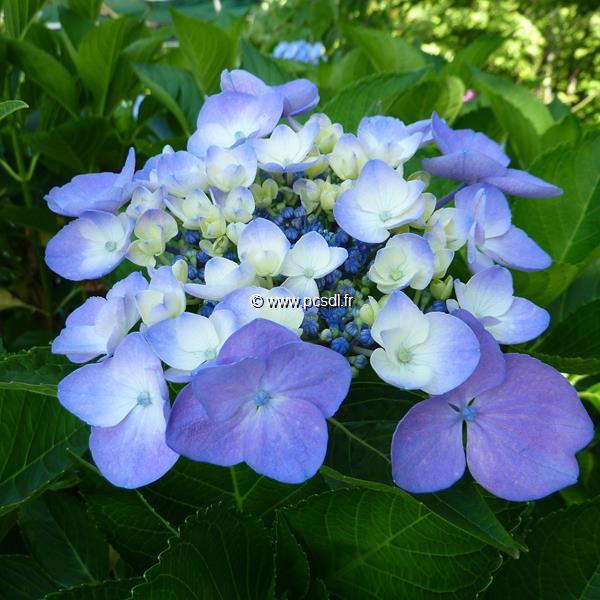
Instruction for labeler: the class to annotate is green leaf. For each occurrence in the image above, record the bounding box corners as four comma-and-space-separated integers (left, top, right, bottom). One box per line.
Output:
320, 48, 372, 96
419, 479, 525, 558
7, 40, 78, 116
67, 0, 102, 20
0, 100, 28, 121
26, 117, 108, 172
0, 555, 57, 599
0, 388, 87, 512
512, 132, 600, 305
387, 74, 465, 123
133, 63, 203, 136
131, 506, 275, 599
282, 488, 501, 598
0, 288, 29, 311
171, 9, 234, 94
533, 300, 600, 373
19, 491, 109, 587
76, 17, 139, 114
241, 39, 290, 85
321, 467, 523, 558
322, 70, 428, 132
3, 0, 48, 38
274, 516, 311, 599
44, 578, 142, 600
142, 459, 327, 526
81, 472, 175, 571
326, 370, 421, 483
486, 498, 600, 599
0, 206, 59, 234
442, 35, 504, 85
344, 25, 427, 73
551, 259, 600, 323
0, 347, 76, 397
471, 69, 554, 166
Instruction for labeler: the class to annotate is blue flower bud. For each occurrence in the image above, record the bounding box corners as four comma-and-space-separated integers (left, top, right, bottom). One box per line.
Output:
285, 227, 299, 241
281, 207, 294, 220
331, 337, 350, 354
319, 328, 333, 342
344, 322, 359, 337
183, 230, 200, 244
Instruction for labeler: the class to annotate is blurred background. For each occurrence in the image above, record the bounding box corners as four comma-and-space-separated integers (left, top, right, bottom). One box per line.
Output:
0, 0, 598, 351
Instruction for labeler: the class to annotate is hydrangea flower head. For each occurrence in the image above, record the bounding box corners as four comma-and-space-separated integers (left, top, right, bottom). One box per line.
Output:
44, 66, 590, 502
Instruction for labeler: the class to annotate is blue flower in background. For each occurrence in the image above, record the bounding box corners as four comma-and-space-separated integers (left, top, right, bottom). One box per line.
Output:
272, 40, 326, 65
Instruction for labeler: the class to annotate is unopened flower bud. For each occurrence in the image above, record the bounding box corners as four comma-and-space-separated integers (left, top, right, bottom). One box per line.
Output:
430, 276, 454, 300
359, 296, 380, 327
172, 258, 188, 283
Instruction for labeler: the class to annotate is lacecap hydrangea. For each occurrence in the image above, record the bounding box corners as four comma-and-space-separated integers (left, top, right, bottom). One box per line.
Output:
46, 68, 594, 498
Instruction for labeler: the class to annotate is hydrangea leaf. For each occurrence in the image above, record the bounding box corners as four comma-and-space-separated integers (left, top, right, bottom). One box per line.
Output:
0, 555, 57, 599
274, 515, 311, 599
512, 132, 600, 305
79, 469, 176, 571
241, 40, 290, 86
281, 487, 501, 599
530, 300, 600, 373
44, 578, 143, 600
131, 506, 275, 599
326, 370, 420, 483
3, 0, 48, 38
171, 9, 235, 95
75, 17, 140, 115
550, 260, 600, 323
471, 68, 554, 167
0, 347, 76, 397
0, 99, 28, 121
441, 35, 505, 85
19, 491, 110, 588
486, 498, 600, 599
6, 40, 78, 117
322, 70, 427, 131
142, 459, 328, 526
0, 389, 87, 512
344, 25, 428, 73
387, 74, 465, 123
321, 467, 524, 558
132, 63, 203, 136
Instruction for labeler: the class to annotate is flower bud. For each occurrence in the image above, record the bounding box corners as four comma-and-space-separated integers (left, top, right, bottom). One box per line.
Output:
328, 134, 367, 180
172, 258, 189, 283
430, 276, 454, 300
226, 222, 246, 245
293, 178, 321, 214
359, 296, 380, 327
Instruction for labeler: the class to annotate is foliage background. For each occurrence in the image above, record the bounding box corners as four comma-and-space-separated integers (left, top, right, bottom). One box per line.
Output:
0, 0, 599, 598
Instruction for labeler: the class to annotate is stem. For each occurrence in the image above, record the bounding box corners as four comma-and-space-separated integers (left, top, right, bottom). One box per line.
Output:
11, 130, 53, 330
435, 183, 467, 210
351, 346, 373, 357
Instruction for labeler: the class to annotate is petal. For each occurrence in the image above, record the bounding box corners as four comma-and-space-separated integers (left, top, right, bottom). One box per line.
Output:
280, 231, 330, 276
412, 312, 481, 395
216, 318, 300, 364
191, 357, 266, 421
371, 290, 429, 347
455, 184, 511, 238
422, 151, 507, 182
166, 384, 249, 466
430, 309, 506, 407
457, 266, 514, 318
263, 342, 352, 417
90, 401, 178, 489
482, 169, 562, 198
391, 397, 465, 493
145, 312, 218, 371
243, 397, 328, 483
370, 346, 433, 391
467, 354, 594, 501
281, 275, 319, 299
482, 226, 552, 272
274, 79, 319, 116
486, 297, 550, 344
333, 189, 390, 243
45, 212, 132, 281
57, 332, 165, 427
